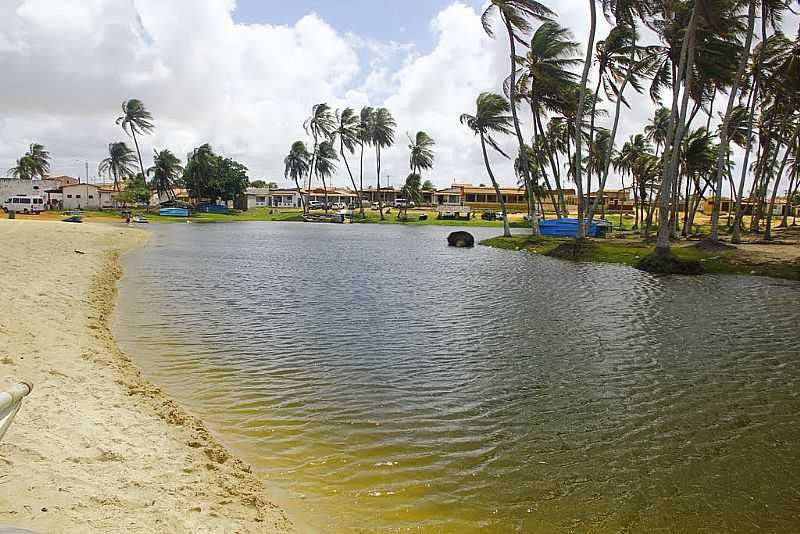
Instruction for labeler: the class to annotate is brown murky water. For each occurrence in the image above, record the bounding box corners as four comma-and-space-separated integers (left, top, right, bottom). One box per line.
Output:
114, 223, 800, 533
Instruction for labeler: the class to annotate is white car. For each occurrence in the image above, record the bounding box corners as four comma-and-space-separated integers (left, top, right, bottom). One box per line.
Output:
332, 202, 347, 210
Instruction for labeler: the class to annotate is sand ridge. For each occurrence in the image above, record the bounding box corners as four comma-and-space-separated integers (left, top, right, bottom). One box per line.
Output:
0, 219, 293, 533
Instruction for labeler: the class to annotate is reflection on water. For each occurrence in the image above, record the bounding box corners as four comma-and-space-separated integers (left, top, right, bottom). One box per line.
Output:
114, 222, 800, 533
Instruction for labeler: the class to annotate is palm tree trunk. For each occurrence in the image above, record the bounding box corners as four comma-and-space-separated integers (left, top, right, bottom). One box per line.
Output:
586, 76, 603, 217
358, 142, 365, 217
306, 142, 318, 214
376, 145, 384, 220
733, 6, 766, 243
340, 140, 361, 213
710, 0, 756, 241
655, 5, 698, 255
587, 41, 636, 223
534, 110, 566, 217
573, 0, 597, 239
480, 133, 510, 237
293, 178, 305, 211
765, 129, 799, 240
504, 17, 539, 235
131, 130, 146, 186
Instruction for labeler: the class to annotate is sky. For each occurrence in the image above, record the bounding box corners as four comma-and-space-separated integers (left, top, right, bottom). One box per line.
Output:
0, 0, 797, 192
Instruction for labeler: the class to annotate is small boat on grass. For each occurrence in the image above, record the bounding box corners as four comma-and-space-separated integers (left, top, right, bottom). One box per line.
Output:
62, 211, 83, 223
538, 218, 613, 238
303, 213, 347, 224
132, 215, 149, 224
159, 207, 190, 217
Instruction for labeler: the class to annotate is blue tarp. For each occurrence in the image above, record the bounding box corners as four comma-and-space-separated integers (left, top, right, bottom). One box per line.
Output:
159, 207, 190, 217
539, 218, 611, 238
196, 204, 228, 214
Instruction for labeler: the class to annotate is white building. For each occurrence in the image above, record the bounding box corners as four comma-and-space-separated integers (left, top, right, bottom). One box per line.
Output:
62, 183, 117, 210
245, 187, 271, 209
0, 176, 76, 208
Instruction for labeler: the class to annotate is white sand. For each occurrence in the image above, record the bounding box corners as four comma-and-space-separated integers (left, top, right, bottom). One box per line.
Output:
0, 219, 293, 533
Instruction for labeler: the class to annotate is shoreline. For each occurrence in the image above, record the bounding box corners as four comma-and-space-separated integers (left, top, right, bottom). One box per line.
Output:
481, 234, 800, 281
0, 220, 294, 533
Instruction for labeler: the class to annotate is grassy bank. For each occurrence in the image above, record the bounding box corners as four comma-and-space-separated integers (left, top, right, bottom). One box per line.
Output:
480, 235, 800, 281
32, 207, 532, 227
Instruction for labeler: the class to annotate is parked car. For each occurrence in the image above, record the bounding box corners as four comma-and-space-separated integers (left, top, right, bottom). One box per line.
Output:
308, 200, 324, 210
332, 201, 347, 210
393, 198, 416, 209
371, 202, 381, 210
481, 211, 497, 221
3, 194, 45, 214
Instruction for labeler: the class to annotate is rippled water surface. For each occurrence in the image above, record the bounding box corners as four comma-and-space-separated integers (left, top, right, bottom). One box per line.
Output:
114, 222, 800, 533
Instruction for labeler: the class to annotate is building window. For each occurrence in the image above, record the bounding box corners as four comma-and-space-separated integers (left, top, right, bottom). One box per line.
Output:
67, 194, 73, 199
88, 195, 94, 199
33, 186, 39, 190
76, 195, 81, 199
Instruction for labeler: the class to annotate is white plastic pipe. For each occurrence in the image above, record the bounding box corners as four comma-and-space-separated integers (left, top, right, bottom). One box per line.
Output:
0, 382, 33, 441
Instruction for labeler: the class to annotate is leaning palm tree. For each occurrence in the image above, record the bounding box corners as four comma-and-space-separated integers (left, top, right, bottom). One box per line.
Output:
513, 21, 582, 218
284, 141, 311, 211
333, 108, 362, 211
303, 103, 337, 212
116, 99, 154, 183
408, 131, 435, 180
482, 0, 554, 236
314, 140, 339, 213
147, 149, 183, 203
709, 0, 758, 242
461, 92, 515, 237
369, 107, 397, 220
98, 142, 137, 192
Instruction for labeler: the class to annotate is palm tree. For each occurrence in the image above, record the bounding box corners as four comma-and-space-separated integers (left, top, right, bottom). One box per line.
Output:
400, 173, 423, 220
116, 100, 154, 182
357, 106, 374, 217
333, 108, 362, 211
645, 107, 671, 156
482, 0, 554, 236
98, 142, 137, 192
314, 141, 339, 212
461, 92, 515, 237
303, 103, 337, 212
8, 143, 50, 180
573, 0, 598, 239
369, 107, 397, 220
284, 141, 311, 211
408, 131, 436, 180
147, 149, 183, 203
513, 21, 582, 218
182, 144, 217, 204
709, 0, 758, 242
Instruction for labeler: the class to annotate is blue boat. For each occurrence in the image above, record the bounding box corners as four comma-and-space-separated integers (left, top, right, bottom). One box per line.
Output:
159, 207, 190, 217
539, 218, 612, 238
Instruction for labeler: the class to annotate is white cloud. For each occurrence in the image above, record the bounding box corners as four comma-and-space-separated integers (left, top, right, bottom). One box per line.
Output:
0, 0, 797, 195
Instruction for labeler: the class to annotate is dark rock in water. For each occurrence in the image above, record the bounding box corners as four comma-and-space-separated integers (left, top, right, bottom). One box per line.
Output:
447, 231, 475, 248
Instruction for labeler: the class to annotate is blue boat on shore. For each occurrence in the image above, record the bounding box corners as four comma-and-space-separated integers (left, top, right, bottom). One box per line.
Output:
159, 207, 190, 217
539, 218, 612, 238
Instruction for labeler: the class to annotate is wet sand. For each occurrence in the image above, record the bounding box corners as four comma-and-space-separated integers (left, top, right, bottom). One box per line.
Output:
0, 219, 293, 533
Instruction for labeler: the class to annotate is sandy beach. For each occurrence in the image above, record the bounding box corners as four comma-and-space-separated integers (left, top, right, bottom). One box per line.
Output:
0, 219, 293, 533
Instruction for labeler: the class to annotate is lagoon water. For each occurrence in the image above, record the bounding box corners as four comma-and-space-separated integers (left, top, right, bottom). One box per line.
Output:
114, 222, 800, 533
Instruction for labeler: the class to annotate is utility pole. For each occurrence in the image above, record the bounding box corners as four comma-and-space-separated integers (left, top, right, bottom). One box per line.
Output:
85, 161, 89, 184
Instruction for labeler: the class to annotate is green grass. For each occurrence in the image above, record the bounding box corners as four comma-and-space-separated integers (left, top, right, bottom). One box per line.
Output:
350, 208, 531, 228
480, 235, 800, 281
75, 207, 531, 227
